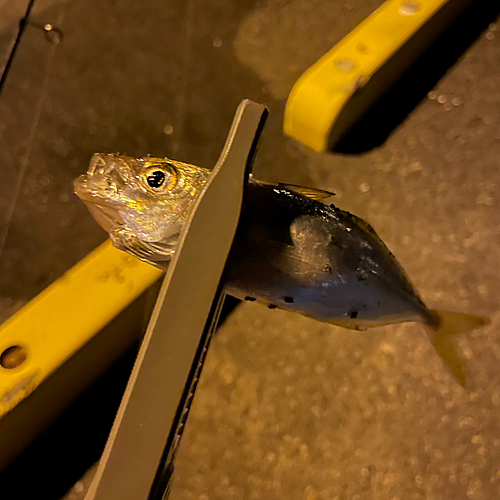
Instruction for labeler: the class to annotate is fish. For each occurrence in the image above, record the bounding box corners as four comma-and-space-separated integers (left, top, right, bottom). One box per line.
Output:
74, 153, 488, 387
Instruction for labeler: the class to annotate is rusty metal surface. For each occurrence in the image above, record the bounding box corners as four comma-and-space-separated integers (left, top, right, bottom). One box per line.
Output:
0, 0, 499, 499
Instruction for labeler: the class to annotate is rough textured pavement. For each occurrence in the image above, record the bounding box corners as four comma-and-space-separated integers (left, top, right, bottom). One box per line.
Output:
0, 0, 499, 499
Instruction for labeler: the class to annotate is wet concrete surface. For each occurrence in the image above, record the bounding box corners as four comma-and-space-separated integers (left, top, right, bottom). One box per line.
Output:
1, 0, 500, 499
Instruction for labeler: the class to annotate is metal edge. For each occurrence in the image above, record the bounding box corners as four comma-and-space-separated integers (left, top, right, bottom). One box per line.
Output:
85, 100, 268, 500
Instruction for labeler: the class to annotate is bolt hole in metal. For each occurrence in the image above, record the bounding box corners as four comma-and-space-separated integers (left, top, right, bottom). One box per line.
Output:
29, 21, 63, 44
335, 59, 356, 72
399, 1, 421, 15
0, 345, 28, 369
43, 24, 63, 44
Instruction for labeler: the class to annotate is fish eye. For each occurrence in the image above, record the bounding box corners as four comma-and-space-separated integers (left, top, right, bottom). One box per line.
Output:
146, 170, 166, 188
141, 165, 177, 192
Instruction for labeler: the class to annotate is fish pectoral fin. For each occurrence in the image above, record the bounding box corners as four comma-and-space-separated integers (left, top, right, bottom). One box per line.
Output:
278, 183, 335, 201
424, 310, 489, 388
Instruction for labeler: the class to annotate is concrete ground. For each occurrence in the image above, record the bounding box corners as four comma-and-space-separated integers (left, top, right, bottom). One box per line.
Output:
1, 0, 500, 499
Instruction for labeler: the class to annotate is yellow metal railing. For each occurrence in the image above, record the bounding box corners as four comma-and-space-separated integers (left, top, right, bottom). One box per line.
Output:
284, 0, 473, 151
0, 241, 161, 418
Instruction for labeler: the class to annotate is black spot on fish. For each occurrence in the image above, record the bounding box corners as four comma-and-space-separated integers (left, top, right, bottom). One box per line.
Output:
283, 296, 294, 303
323, 264, 333, 273
349, 310, 358, 319
268, 304, 277, 309
245, 296, 256, 301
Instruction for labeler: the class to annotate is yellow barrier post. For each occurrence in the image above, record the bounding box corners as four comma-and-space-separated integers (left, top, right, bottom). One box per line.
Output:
284, 0, 476, 151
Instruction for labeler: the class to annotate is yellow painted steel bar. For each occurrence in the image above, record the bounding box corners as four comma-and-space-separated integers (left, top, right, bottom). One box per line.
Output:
284, 0, 475, 151
0, 241, 162, 418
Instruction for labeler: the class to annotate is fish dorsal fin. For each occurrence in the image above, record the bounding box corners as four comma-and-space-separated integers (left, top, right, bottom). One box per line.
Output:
250, 178, 335, 201
279, 183, 335, 201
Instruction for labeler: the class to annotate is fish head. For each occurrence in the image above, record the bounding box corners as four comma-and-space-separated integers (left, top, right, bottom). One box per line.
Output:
74, 153, 209, 267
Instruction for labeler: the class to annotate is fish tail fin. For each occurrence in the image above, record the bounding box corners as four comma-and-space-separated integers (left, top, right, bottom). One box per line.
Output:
424, 310, 489, 388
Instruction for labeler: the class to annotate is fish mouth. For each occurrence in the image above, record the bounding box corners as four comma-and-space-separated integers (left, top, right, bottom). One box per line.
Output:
73, 174, 95, 202
74, 174, 124, 231
84, 201, 124, 234
74, 153, 137, 201
86, 153, 138, 182
89, 202, 124, 223
73, 174, 109, 203
87, 153, 107, 175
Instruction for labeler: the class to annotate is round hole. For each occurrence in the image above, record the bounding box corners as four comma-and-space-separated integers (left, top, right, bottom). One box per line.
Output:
399, 1, 421, 15
335, 59, 355, 72
0, 345, 28, 369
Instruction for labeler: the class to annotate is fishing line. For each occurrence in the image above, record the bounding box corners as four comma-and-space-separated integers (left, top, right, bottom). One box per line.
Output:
0, 0, 37, 96
0, 2, 68, 262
